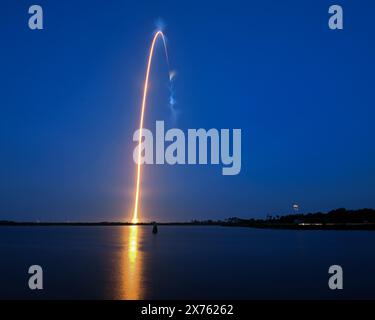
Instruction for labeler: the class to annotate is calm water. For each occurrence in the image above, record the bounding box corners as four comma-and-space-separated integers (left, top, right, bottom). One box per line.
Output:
0, 226, 374, 299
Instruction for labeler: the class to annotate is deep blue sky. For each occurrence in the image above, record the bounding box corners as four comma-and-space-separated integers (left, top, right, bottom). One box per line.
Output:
1, 0, 375, 222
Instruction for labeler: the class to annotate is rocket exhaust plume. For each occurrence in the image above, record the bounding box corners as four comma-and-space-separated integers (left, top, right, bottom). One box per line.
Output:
132, 31, 170, 224
168, 70, 179, 125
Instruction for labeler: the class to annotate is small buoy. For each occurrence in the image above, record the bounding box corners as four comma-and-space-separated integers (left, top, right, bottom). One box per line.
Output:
152, 222, 158, 234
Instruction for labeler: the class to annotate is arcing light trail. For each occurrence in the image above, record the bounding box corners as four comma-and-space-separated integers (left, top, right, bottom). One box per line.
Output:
132, 31, 171, 224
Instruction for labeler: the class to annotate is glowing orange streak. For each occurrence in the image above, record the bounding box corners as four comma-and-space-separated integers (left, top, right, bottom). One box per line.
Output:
132, 31, 169, 224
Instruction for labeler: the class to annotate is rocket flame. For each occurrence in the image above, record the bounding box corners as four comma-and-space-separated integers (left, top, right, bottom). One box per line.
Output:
132, 31, 170, 224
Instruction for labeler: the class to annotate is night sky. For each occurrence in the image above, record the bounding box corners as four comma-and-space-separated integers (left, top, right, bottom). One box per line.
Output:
1, 0, 375, 222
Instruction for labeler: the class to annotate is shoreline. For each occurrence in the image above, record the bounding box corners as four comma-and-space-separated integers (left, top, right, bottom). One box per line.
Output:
0, 221, 374, 230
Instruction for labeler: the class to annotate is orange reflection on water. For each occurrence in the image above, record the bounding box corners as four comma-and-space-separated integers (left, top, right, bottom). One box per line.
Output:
119, 225, 144, 299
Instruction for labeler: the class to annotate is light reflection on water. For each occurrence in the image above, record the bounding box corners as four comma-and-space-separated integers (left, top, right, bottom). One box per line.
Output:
119, 225, 144, 299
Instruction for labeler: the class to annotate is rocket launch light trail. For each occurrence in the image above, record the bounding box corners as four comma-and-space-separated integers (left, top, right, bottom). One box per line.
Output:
132, 31, 170, 224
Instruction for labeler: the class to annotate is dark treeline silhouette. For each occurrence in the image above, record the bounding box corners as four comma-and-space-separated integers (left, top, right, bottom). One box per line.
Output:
271, 208, 375, 224
0, 208, 374, 230
223, 208, 375, 230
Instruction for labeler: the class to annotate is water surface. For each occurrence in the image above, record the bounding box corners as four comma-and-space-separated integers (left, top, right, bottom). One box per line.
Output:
0, 226, 374, 299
